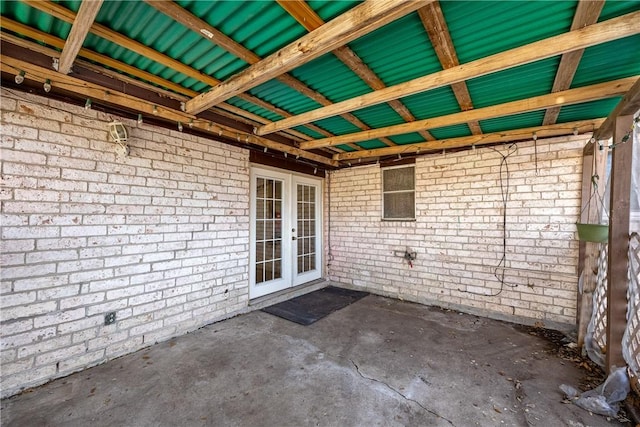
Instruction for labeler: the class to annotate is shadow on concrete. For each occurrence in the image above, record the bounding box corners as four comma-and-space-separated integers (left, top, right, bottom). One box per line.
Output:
0, 294, 625, 426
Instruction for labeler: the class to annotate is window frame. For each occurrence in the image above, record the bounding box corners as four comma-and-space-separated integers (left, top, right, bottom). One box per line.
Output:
381, 164, 416, 221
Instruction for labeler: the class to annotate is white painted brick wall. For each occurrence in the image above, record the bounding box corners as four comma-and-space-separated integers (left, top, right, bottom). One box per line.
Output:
0, 89, 250, 398
328, 137, 584, 327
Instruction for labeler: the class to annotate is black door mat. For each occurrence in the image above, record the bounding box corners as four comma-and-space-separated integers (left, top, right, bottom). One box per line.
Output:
261, 286, 369, 325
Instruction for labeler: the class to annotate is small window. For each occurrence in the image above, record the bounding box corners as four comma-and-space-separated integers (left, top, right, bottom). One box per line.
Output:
382, 165, 415, 220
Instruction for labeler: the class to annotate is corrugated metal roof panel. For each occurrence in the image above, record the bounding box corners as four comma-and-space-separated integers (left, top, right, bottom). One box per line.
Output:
599, 0, 640, 21
336, 144, 356, 152
557, 98, 622, 123
467, 58, 559, 109
290, 53, 373, 103
400, 87, 462, 120
351, 103, 404, 129
347, 13, 442, 87
1, 1, 70, 42
387, 133, 427, 145
442, 1, 577, 64
571, 36, 640, 88
430, 124, 473, 140
357, 140, 389, 150
176, 0, 305, 58
314, 116, 361, 136
480, 111, 545, 134
93, 1, 248, 86
306, 0, 361, 22
226, 97, 283, 122
249, 80, 322, 116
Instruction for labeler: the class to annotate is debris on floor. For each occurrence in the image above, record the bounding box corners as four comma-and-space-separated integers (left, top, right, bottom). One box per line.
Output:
560, 367, 630, 418
1, 296, 629, 426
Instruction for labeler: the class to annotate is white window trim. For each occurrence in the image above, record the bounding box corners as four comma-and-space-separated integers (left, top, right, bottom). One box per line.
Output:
381, 164, 416, 221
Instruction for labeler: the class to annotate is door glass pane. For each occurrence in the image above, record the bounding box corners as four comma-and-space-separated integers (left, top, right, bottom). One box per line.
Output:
255, 178, 283, 284
296, 184, 316, 274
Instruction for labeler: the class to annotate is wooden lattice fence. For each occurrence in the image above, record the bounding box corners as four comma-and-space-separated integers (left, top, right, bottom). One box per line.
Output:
585, 243, 608, 367
623, 233, 640, 383
585, 232, 640, 393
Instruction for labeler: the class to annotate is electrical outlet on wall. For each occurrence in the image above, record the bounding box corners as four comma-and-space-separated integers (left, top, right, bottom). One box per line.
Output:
104, 312, 116, 325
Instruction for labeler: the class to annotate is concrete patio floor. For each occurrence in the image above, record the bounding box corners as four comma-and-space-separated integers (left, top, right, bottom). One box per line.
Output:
1, 294, 623, 426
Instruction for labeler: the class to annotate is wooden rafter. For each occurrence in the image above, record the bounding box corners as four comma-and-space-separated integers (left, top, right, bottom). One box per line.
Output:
299, 76, 637, 149
184, 0, 431, 114
256, 10, 640, 136
20, 0, 335, 146
0, 19, 320, 147
334, 119, 605, 161
278, 0, 434, 142
418, 2, 481, 135
0, 55, 338, 167
56, 0, 103, 75
592, 76, 640, 141
146, 0, 361, 152
543, 0, 605, 125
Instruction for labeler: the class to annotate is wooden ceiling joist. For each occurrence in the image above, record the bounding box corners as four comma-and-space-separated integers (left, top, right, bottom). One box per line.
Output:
0, 54, 338, 167
184, 0, 432, 114
56, 0, 103, 75
592, 76, 640, 141
542, 0, 605, 126
334, 119, 605, 161
277, 0, 432, 144
300, 76, 638, 150
20, 0, 336, 146
256, 10, 640, 136
418, 2, 482, 135
0, 19, 320, 147
1, 18, 198, 97
278, 0, 434, 142
147, 0, 366, 151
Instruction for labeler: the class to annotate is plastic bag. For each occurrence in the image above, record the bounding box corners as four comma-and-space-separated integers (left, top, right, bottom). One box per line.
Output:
560, 367, 630, 418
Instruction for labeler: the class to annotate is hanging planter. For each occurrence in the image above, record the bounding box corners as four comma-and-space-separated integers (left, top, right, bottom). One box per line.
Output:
576, 174, 609, 243
576, 223, 609, 243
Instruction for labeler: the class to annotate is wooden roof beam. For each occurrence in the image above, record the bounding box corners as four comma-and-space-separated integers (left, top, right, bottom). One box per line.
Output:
279, 0, 434, 142
147, 0, 365, 150
257, 10, 640, 136
543, 0, 605, 125
0, 19, 319, 146
56, 0, 103, 75
22, 0, 330, 144
592, 76, 640, 141
184, 0, 432, 114
334, 119, 605, 161
418, 2, 481, 135
300, 76, 637, 149
0, 55, 338, 167
24, 0, 218, 87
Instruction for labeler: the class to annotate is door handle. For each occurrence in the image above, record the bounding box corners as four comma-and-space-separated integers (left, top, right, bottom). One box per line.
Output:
292, 236, 297, 240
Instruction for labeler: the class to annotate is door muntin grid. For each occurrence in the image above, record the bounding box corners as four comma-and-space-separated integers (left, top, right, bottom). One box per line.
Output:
297, 184, 316, 274
255, 177, 283, 284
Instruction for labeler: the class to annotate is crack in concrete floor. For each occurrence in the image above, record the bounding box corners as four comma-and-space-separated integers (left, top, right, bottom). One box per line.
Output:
350, 358, 456, 426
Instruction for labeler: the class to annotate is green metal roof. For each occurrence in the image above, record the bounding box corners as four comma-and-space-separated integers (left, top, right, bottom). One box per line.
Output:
347, 13, 443, 86
1, 0, 639, 164
467, 58, 560, 109
290, 53, 372, 103
443, 1, 578, 63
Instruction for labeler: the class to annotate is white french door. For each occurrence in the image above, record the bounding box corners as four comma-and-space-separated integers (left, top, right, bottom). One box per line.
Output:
249, 167, 322, 298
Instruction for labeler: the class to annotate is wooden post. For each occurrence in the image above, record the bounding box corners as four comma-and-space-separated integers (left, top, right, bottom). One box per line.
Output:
605, 114, 634, 373
577, 143, 608, 348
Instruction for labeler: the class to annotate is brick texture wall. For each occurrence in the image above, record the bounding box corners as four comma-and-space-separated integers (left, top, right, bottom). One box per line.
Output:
0, 89, 250, 397
328, 137, 584, 327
